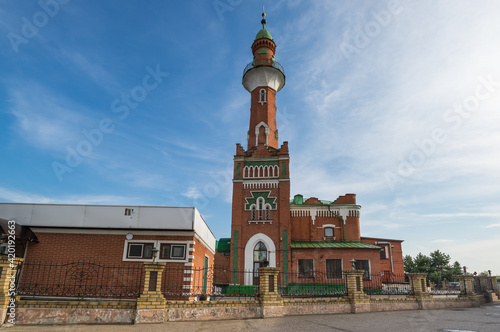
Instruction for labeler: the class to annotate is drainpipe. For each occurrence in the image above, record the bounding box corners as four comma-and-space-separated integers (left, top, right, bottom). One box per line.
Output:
327, 205, 345, 242
376, 241, 394, 273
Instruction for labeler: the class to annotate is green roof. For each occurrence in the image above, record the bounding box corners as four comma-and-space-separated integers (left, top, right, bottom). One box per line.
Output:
290, 241, 381, 249
216, 238, 231, 253
255, 28, 273, 40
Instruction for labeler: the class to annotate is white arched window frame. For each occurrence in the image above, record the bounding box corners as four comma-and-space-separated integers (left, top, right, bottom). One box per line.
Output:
255, 121, 270, 146
259, 88, 267, 105
244, 233, 276, 285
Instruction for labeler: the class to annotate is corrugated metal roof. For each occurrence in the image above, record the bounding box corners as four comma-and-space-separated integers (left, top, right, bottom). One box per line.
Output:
290, 241, 381, 249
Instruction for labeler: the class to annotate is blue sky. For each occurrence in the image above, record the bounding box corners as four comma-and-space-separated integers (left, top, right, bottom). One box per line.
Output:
1, 0, 499, 274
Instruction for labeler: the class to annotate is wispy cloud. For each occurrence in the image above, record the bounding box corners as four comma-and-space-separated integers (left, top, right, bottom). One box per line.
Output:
0, 187, 137, 206
7, 83, 95, 151
484, 223, 500, 229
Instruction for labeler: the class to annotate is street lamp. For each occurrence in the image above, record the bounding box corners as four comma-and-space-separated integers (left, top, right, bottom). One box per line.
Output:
488, 270, 492, 276
350, 258, 356, 270
463, 266, 467, 275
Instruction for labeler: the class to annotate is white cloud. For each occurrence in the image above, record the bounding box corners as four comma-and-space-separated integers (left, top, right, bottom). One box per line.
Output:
182, 187, 203, 199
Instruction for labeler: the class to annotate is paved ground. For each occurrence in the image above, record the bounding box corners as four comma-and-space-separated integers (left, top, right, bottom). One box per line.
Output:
4, 304, 500, 332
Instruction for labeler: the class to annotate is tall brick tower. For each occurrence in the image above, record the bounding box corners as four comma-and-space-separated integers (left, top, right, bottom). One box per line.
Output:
230, 10, 290, 285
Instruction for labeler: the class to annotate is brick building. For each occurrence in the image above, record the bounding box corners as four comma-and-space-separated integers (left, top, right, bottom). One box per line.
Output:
215, 13, 404, 285
0, 203, 216, 297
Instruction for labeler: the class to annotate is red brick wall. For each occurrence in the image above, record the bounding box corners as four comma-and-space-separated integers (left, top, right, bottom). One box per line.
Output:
291, 248, 381, 275
360, 237, 405, 275
20, 231, 215, 299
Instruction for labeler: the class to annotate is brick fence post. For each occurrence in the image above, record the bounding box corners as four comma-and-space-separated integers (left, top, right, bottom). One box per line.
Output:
343, 270, 369, 313
258, 267, 284, 318
458, 275, 475, 296
135, 262, 166, 324
407, 273, 431, 309
0, 257, 23, 325
489, 276, 499, 296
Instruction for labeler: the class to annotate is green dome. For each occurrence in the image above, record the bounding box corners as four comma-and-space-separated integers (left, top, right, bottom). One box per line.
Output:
255, 28, 273, 40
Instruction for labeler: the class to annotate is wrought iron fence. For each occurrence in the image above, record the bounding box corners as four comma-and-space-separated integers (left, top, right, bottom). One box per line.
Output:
363, 273, 411, 296
17, 261, 144, 299
278, 270, 347, 298
428, 281, 462, 297
161, 266, 257, 300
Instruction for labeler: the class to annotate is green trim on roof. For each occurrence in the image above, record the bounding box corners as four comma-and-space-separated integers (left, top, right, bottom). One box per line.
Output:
257, 48, 269, 54
290, 241, 381, 249
255, 28, 273, 40
216, 238, 231, 253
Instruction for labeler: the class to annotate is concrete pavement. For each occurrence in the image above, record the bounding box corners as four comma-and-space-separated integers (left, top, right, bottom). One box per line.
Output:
4, 303, 500, 332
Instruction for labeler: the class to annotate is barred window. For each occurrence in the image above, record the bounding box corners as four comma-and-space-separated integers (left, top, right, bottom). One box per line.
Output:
298, 259, 314, 278
326, 259, 342, 279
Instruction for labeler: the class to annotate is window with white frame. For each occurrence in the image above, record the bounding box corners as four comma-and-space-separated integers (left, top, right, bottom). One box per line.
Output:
160, 243, 186, 260
380, 246, 389, 259
324, 227, 334, 238
355, 260, 371, 280
259, 88, 266, 104
126, 242, 153, 259
123, 240, 189, 262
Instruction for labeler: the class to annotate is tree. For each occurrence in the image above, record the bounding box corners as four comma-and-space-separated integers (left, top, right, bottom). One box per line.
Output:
404, 250, 463, 284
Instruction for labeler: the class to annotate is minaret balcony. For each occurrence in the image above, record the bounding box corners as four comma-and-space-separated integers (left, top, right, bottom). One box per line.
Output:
242, 59, 286, 93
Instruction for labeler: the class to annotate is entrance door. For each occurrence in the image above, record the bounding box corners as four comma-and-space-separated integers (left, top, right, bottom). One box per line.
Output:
253, 242, 268, 285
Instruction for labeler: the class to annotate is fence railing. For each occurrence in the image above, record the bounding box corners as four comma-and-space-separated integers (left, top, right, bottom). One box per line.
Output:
15, 260, 497, 302
17, 261, 144, 299
161, 266, 257, 300
428, 282, 463, 296
363, 273, 411, 296
278, 270, 347, 298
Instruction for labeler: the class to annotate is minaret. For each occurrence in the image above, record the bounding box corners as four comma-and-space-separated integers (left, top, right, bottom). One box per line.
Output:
230, 9, 291, 286
242, 8, 285, 150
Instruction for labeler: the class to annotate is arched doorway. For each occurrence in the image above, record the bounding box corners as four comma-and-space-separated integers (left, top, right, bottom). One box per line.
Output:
253, 241, 268, 285
244, 233, 276, 285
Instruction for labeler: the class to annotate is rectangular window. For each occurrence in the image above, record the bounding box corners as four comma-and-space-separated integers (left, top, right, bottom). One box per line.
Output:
298, 259, 314, 278
324, 227, 334, 238
380, 247, 388, 259
124, 208, 134, 216
127, 243, 153, 259
326, 259, 342, 279
160, 243, 186, 260
355, 260, 371, 279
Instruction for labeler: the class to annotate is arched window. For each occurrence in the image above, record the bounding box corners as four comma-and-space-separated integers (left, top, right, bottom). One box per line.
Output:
251, 206, 256, 220
253, 242, 267, 262
265, 205, 270, 220
259, 89, 266, 105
